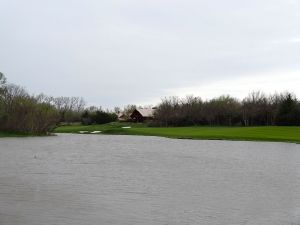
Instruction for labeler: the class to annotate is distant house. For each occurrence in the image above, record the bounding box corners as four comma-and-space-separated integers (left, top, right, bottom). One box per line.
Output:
130, 108, 156, 122
117, 112, 126, 121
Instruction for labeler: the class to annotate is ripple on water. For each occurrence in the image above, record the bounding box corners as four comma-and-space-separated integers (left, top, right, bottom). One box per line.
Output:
0, 134, 300, 225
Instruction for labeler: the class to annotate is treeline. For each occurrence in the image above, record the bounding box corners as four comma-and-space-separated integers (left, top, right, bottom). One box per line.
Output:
0, 73, 118, 134
154, 92, 300, 126
1, 72, 300, 133
35, 94, 86, 124
0, 73, 59, 134
81, 107, 117, 125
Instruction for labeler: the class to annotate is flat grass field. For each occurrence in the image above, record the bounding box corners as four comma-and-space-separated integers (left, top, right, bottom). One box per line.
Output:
54, 122, 300, 143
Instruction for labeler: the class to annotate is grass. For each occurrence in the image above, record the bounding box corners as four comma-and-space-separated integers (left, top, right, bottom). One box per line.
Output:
54, 122, 146, 133
0, 131, 53, 138
54, 122, 300, 144
0, 132, 33, 137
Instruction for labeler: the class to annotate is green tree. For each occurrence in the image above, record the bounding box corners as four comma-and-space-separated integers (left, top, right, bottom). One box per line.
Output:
275, 93, 300, 125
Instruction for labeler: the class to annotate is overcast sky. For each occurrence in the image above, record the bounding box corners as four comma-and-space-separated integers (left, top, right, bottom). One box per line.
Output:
1, 0, 300, 108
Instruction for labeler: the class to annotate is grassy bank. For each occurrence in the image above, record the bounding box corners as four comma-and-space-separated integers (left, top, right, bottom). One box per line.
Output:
0, 132, 31, 137
54, 122, 300, 143
0, 131, 52, 138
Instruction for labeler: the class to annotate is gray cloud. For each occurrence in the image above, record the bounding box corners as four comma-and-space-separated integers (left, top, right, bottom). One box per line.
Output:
1, 0, 300, 108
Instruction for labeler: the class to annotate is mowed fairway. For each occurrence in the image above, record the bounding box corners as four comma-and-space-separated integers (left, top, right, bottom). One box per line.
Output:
55, 123, 300, 143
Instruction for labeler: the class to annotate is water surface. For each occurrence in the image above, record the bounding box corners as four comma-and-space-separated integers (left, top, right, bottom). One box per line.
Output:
1, 134, 300, 225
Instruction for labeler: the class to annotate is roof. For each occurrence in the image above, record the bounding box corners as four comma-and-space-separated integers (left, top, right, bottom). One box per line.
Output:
118, 112, 125, 118
135, 108, 155, 117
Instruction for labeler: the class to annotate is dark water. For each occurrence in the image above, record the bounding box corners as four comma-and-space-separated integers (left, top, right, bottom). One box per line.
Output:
1, 134, 300, 225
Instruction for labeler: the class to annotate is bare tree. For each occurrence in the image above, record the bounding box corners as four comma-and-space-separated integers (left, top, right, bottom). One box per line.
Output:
52, 96, 86, 123
242, 91, 268, 126
122, 104, 137, 120
0, 72, 6, 86
0, 83, 59, 133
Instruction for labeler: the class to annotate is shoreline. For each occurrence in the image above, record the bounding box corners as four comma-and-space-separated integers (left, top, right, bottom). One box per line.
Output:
54, 123, 300, 144
0, 132, 54, 138
53, 132, 300, 145
2, 123, 300, 144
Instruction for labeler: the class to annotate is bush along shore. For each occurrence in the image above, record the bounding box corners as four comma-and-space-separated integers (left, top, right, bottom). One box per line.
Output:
0, 73, 117, 136
0, 73, 86, 136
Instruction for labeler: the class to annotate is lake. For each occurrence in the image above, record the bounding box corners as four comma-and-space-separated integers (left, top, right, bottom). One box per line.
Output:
0, 134, 300, 225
